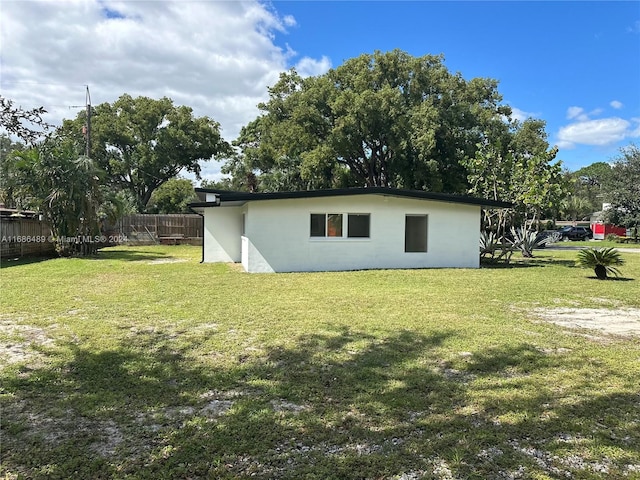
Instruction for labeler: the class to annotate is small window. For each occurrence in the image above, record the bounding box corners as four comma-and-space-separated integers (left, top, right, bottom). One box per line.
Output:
405, 215, 428, 252
327, 214, 343, 237
310, 214, 326, 237
348, 214, 370, 238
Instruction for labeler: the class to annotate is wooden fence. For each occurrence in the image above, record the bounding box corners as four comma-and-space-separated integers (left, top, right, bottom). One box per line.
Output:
104, 214, 203, 245
1, 214, 203, 258
0, 217, 56, 258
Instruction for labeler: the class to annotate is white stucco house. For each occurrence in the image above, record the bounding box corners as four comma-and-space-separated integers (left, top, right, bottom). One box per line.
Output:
189, 187, 512, 273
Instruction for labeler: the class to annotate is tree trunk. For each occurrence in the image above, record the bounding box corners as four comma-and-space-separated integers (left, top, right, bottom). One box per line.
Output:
594, 264, 607, 280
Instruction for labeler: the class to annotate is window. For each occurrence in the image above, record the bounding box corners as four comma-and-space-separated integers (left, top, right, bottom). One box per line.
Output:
310, 214, 326, 237
347, 214, 370, 238
405, 215, 428, 252
310, 213, 370, 238
327, 214, 343, 237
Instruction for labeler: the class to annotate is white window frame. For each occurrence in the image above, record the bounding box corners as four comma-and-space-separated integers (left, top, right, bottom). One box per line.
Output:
310, 213, 371, 240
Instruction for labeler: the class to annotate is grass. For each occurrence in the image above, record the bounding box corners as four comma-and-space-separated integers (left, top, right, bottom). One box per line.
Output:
551, 239, 640, 249
1, 245, 639, 479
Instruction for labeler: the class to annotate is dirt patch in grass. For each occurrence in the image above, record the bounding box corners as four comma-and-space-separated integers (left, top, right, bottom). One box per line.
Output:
533, 307, 640, 337
147, 258, 188, 265
0, 319, 55, 366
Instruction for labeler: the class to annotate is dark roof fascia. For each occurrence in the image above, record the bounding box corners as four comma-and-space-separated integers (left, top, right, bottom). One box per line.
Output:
192, 187, 512, 209
189, 202, 220, 209
194, 188, 249, 202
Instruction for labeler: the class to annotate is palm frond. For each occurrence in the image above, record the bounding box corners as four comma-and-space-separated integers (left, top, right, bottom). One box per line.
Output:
576, 247, 625, 279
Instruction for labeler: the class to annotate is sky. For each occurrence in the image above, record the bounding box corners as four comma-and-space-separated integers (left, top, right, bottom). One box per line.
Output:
1, 0, 639, 184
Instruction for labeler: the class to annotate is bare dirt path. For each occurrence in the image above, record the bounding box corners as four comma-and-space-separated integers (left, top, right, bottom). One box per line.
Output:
533, 307, 640, 337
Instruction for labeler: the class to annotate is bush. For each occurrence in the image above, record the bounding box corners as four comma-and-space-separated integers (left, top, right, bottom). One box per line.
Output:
480, 231, 515, 265
576, 247, 625, 280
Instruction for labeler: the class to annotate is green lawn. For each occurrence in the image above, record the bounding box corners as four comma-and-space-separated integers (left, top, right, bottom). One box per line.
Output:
551, 239, 640, 249
1, 246, 639, 479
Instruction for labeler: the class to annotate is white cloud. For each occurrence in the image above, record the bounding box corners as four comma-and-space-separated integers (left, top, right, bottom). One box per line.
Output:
510, 106, 537, 122
558, 101, 640, 149
282, 15, 297, 28
567, 106, 586, 120
630, 118, 640, 137
0, 0, 325, 149
556, 117, 636, 148
566, 106, 605, 122
295, 56, 332, 77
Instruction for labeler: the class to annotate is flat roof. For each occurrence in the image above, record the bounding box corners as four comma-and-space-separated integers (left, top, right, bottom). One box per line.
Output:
190, 187, 513, 209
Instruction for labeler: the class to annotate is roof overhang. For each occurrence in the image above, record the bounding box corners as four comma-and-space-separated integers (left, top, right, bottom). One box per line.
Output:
190, 187, 513, 210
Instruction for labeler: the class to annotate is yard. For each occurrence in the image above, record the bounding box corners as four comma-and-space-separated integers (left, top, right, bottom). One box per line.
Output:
1, 245, 639, 479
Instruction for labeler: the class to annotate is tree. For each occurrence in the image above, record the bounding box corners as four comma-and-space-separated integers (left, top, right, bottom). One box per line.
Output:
463, 118, 567, 234
0, 96, 51, 144
147, 177, 198, 214
574, 161, 613, 189
0, 135, 27, 208
60, 94, 232, 211
12, 134, 103, 256
603, 144, 640, 227
561, 161, 613, 219
510, 119, 566, 228
99, 189, 137, 225
560, 194, 593, 222
231, 50, 511, 193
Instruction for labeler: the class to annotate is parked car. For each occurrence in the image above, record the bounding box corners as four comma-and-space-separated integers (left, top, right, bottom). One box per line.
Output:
557, 226, 593, 241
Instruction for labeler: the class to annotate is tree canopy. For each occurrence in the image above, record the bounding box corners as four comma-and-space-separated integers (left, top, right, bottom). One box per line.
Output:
224, 50, 567, 233
61, 94, 232, 211
230, 50, 512, 193
463, 118, 566, 231
603, 144, 640, 227
147, 177, 198, 214
561, 161, 613, 220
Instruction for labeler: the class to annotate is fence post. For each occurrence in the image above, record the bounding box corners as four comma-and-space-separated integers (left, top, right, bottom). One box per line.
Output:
19, 217, 24, 257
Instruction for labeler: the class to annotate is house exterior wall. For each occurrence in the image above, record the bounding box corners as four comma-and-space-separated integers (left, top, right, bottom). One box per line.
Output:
202, 206, 243, 262
230, 194, 480, 272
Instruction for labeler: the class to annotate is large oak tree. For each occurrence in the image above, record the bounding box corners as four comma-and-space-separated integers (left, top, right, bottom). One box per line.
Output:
62, 94, 232, 211
230, 50, 511, 193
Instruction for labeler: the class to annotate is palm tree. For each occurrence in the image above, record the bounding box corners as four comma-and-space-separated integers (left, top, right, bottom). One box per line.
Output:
14, 134, 103, 256
576, 247, 625, 280
561, 194, 594, 222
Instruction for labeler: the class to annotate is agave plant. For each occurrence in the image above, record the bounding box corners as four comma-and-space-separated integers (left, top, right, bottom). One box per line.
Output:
480, 231, 499, 258
480, 231, 516, 264
576, 247, 625, 280
509, 227, 551, 258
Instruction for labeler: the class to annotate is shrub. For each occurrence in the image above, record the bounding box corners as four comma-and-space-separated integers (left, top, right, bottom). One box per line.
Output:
480, 231, 515, 264
576, 247, 625, 280
509, 227, 555, 258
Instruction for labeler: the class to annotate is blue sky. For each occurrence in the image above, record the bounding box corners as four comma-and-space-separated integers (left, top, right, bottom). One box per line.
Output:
2, 0, 638, 179
269, 1, 640, 172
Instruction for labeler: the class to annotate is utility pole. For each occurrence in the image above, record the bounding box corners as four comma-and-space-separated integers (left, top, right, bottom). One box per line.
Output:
84, 85, 91, 157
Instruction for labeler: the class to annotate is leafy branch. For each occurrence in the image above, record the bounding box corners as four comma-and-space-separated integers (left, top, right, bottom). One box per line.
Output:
0, 96, 51, 144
